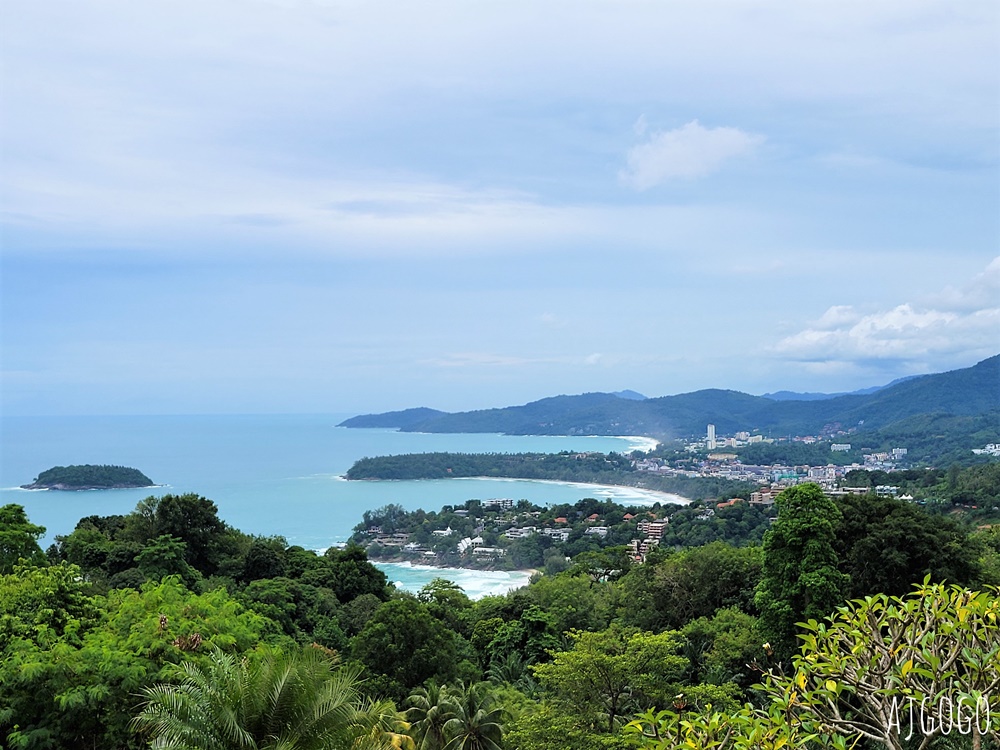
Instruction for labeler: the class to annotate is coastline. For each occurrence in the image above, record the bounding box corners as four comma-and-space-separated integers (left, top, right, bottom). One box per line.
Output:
615, 435, 660, 453
339, 474, 690, 506
466, 476, 688, 505
373, 560, 537, 599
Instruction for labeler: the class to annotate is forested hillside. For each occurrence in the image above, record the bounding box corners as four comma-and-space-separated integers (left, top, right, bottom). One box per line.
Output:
1, 472, 998, 748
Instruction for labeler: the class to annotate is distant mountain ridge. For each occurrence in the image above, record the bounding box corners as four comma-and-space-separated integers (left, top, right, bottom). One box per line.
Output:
612, 390, 647, 401
761, 375, 920, 401
339, 355, 1000, 440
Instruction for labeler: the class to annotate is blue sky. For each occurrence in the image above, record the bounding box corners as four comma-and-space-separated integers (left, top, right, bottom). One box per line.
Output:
2, 0, 998, 415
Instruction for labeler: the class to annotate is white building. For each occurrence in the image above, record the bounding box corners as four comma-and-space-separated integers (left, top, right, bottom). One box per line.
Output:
457, 536, 484, 554
503, 526, 537, 539
482, 498, 514, 509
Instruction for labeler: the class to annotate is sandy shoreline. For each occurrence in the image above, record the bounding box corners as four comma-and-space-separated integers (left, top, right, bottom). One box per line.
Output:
339, 474, 689, 505
373, 560, 537, 599
460, 476, 689, 505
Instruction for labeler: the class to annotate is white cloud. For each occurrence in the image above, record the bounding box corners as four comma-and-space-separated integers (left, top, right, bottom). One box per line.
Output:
813, 305, 864, 330
926, 255, 1000, 311
772, 257, 1000, 368
620, 120, 764, 189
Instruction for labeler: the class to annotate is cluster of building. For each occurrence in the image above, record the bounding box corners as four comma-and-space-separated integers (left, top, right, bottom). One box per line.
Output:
704, 424, 767, 450
635, 424, 910, 490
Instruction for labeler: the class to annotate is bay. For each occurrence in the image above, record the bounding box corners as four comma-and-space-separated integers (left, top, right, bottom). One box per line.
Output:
0, 414, 676, 597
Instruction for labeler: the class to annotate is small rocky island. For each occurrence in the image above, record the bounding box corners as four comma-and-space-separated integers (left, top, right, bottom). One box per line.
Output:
21, 464, 155, 491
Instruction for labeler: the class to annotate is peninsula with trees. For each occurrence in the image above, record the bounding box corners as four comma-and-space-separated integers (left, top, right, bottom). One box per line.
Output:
340, 354, 999, 466
20, 464, 155, 490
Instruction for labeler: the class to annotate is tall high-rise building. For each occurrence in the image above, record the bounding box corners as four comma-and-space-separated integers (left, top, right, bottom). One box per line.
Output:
707, 424, 716, 450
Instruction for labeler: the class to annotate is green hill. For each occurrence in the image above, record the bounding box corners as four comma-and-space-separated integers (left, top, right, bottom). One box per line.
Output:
338, 407, 448, 429
338, 356, 1000, 457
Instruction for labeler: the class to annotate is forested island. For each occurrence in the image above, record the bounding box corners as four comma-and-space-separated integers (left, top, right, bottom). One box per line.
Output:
20, 464, 155, 490
2, 469, 998, 748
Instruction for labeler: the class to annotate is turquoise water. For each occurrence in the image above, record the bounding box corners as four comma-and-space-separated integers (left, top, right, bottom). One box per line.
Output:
0, 415, 673, 596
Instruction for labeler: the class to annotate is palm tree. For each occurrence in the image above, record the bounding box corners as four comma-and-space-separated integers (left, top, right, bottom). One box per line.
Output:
132, 646, 400, 750
486, 651, 536, 695
405, 682, 456, 750
441, 683, 503, 750
351, 696, 414, 750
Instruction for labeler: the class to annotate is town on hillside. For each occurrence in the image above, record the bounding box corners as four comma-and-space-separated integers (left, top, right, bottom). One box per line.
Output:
637, 422, 915, 499
352, 425, 999, 572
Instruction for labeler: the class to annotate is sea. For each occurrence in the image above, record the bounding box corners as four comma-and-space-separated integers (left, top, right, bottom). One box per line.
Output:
0, 414, 683, 598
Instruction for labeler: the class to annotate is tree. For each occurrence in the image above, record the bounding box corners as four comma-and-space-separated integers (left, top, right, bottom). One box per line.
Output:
629, 583, 1000, 750
0, 561, 96, 644
240, 536, 288, 582
760, 581, 1000, 750
0, 574, 276, 749
442, 682, 504, 750
754, 484, 849, 658
618, 542, 763, 631
152, 493, 230, 574
406, 682, 456, 750
487, 605, 561, 670
486, 651, 536, 693
353, 598, 470, 703
974, 526, 1000, 588
504, 700, 609, 750
136, 534, 199, 587
132, 646, 385, 750
507, 534, 547, 569
681, 607, 762, 691
624, 703, 846, 750
318, 544, 390, 603
239, 576, 344, 649
525, 573, 606, 634
531, 624, 686, 734
0, 504, 46, 574
569, 546, 633, 583
419, 578, 473, 636
834, 492, 978, 598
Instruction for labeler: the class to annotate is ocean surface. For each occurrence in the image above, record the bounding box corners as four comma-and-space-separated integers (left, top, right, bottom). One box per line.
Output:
0, 414, 680, 597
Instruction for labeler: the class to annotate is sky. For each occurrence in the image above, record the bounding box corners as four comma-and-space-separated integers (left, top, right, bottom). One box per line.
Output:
1, 0, 998, 416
